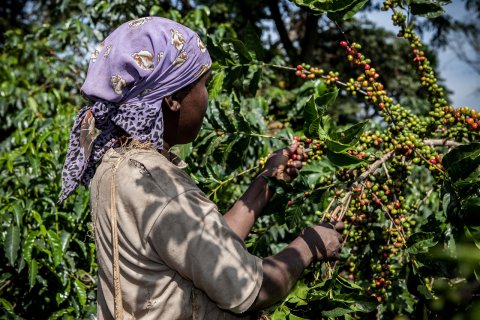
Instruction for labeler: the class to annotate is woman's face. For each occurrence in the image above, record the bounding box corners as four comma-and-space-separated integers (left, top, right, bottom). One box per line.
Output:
162, 72, 211, 147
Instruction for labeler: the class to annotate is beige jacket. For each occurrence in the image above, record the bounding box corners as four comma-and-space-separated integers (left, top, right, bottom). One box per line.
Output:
90, 148, 263, 319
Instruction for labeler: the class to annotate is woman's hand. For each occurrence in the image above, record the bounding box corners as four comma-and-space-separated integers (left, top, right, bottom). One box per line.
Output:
248, 221, 344, 311
260, 141, 303, 183
300, 221, 344, 262
224, 141, 304, 240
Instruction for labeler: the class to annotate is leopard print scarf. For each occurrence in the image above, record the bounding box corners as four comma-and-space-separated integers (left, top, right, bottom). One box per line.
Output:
59, 17, 211, 203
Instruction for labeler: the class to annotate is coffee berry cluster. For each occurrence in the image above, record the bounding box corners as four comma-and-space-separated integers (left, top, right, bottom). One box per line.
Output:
294, 64, 324, 80
289, 135, 326, 164
294, 63, 340, 85
276, 0, 477, 307
383, 0, 479, 141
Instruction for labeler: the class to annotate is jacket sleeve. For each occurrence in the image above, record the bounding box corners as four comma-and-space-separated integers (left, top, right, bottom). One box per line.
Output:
147, 189, 263, 314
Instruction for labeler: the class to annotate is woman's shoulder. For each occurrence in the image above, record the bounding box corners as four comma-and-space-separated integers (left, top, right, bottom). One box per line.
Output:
122, 148, 197, 189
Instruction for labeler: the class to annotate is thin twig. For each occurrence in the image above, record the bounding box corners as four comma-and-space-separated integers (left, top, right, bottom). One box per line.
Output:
208, 165, 260, 197
413, 149, 447, 178
365, 183, 408, 242
0, 280, 11, 292
337, 193, 352, 221
354, 151, 395, 184
321, 195, 338, 222
415, 188, 434, 211
382, 163, 391, 181
423, 139, 462, 148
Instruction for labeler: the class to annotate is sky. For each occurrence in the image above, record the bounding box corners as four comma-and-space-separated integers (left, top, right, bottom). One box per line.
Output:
361, 1, 479, 110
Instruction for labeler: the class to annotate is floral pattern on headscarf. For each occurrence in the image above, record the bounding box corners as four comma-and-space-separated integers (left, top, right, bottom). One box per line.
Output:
132, 50, 154, 70
59, 17, 211, 203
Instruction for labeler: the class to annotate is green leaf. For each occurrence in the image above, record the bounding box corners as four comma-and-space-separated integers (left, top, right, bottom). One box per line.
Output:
327, 0, 369, 21
27, 96, 38, 113
350, 299, 378, 312
417, 284, 434, 299
285, 205, 304, 229
286, 280, 309, 306
231, 99, 252, 133
0, 298, 14, 314
221, 135, 241, 166
287, 314, 309, 320
326, 150, 365, 168
58, 232, 69, 252
229, 39, 252, 63
248, 68, 262, 94
336, 275, 363, 290
320, 115, 333, 137
46, 230, 63, 267
300, 162, 335, 175
303, 96, 321, 138
322, 307, 354, 317
22, 231, 38, 264
28, 259, 38, 289
55, 278, 71, 305
208, 100, 235, 132
271, 309, 288, 320
316, 90, 338, 110
325, 138, 351, 153
465, 225, 480, 250
243, 23, 264, 61
5, 225, 20, 267
49, 307, 75, 320
73, 279, 87, 306
209, 70, 225, 99
406, 232, 438, 254
173, 142, 193, 160
292, 0, 368, 20
408, 0, 451, 18
432, 243, 480, 262
331, 120, 369, 145
454, 166, 480, 191
300, 161, 335, 188
202, 136, 224, 166
442, 142, 480, 183
11, 202, 23, 227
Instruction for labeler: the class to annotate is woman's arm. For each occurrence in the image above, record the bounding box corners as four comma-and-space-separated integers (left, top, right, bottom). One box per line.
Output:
223, 143, 301, 240
248, 223, 344, 311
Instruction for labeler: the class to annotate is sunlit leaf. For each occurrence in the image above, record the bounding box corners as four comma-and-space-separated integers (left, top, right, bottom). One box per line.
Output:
28, 259, 38, 289
5, 225, 20, 267
442, 142, 480, 182
330, 120, 369, 145
209, 70, 226, 99
407, 0, 451, 18
22, 231, 39, 264
47, 230, 63, 267
322, 307, 354, 317
326, 150, 365, 168
406, 232, 438, 254
73, 279, 87, 306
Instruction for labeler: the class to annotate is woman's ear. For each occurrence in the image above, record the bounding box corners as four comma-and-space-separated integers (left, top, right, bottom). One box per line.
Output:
163, 96, 181, 112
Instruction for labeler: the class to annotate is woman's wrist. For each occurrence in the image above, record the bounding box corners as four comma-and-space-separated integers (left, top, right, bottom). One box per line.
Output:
257, 172, 278, 193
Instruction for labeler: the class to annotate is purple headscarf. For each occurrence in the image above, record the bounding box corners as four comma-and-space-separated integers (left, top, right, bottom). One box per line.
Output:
59, 17, 211, 203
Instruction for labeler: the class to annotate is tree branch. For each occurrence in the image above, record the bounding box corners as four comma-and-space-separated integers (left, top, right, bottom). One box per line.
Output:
423, 139, 461, 147
267, 0, 297, 62
299, 13, 319, 63
354, 151, 395, 183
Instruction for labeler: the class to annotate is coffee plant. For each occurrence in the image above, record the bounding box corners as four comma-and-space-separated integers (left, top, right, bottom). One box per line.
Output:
1, 0, 479, 319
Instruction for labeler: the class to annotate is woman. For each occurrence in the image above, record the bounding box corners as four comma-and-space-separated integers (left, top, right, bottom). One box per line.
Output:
60, 17, 343, 319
